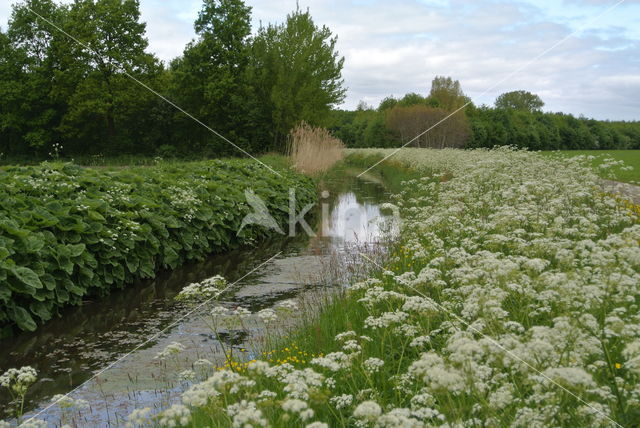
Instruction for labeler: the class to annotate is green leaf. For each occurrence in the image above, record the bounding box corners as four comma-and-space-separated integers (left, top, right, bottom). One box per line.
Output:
8, 305, 37, 331
67, 243, 86, 258
24, 235, 45, 253
11, 266, 43, 290
30, 301, 52, 322
88, 210, 105, 222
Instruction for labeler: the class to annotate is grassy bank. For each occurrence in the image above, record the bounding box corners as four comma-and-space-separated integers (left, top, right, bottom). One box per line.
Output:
541, 150, 640, 183
124, 147, 640, 428
0, 158, 315, 336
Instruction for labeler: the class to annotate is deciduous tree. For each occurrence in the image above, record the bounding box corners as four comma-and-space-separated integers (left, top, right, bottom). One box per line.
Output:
495, 90, 544, 112
250, 7, 346, 151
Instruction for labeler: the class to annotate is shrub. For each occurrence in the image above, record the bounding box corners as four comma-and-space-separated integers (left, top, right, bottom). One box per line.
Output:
0, 159, 316, 336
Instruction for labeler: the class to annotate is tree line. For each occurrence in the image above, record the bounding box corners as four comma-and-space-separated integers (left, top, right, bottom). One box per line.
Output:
0, 0, 345, 159
2, 0, 638, 159
329, 79, 640, 151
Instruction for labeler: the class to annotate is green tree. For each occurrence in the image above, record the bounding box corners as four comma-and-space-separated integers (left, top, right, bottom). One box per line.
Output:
60, 0, 161, 153
495, 90, 544, 112
429, 76, 467, 111
170, 0, 256, 155
2, 0, 66, 156
250, 7, 346, 151
378, 96, 398, 112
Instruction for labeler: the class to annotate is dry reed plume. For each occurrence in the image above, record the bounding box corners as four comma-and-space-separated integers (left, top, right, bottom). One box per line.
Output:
287, 122, 345, 175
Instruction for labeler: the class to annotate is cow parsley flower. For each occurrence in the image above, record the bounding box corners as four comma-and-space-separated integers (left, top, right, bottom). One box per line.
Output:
156, 404, 190, 427
364, 358, 385, 374
226, 400, 268, 427
155, 342, 186, 360
353, 400, 382, 421
126, 407, 152, 428
330, 394, 353, 409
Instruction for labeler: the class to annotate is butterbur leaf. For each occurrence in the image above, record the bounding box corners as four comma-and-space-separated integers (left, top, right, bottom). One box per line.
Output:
30, 301, 52, 322
88, 210, 105, 222
11, 266, 43, 290
67, 243, 86, 258
8, 305, 37, 331
24, 235, 45, 253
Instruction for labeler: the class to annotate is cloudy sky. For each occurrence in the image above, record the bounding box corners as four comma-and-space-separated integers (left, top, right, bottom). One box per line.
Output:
1, 0, 639, 120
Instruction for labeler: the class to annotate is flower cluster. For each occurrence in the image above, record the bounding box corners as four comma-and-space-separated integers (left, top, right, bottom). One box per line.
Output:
175, 275, 227, 302
154, 342, 186, 360
0, 366, 37, 395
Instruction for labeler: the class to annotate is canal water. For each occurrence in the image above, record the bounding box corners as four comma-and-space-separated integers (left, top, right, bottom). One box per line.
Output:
0, 167, 396, 426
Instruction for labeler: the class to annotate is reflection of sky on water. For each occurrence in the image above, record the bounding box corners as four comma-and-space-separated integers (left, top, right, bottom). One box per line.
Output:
322, 192, 394, 243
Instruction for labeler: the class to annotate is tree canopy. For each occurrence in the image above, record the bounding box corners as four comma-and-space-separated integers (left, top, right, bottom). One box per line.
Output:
495, 90, 545, 112
0, 0, 346, 159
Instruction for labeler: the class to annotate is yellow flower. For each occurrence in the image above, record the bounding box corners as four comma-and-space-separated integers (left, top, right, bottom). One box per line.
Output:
615, 363, 622, 369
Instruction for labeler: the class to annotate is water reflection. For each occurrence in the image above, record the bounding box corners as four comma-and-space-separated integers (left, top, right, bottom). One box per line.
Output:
322, 192, 394, 243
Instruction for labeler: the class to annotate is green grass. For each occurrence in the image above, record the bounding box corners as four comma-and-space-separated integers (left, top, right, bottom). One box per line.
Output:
182, 149, 640, 427
540, 150, 640, 183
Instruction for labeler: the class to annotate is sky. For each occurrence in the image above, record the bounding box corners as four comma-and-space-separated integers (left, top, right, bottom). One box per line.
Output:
1, 0, 639, 120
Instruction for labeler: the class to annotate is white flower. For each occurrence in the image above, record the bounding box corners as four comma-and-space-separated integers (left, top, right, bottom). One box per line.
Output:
306, 423, 329, 428
126, 407, 152, 428
175, 276, 226, 302
342, 340, 362, 353
364, 310, 409, 329
277, 299, 299, 312
353, 400, 382, 421
364, 358, 385, 374
335, 331, 357, 342
51, 394, 89, 410
257, 308, 278, 323
330, 394, 353, 409
247, 360, 271, 374
154, 342, 186, 359
0, 366, 37, 395
282, 398, 314, 419
257, 390, 277, 401
17, 420, 48, 428
311, 352, 351, 372
156, 404, 190, 427
179, 370, 196, 381
226, 400, 268, 427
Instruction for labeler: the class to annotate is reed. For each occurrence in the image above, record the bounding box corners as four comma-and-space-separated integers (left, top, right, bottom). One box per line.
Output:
287, 122, 345, 175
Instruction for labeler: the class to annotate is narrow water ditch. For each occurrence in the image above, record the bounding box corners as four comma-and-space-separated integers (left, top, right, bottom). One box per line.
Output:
0, 166, 396, 426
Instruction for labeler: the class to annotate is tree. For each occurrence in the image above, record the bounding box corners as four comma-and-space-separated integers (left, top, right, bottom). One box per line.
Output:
171, 0, 256, 155
385, 105, 469, 148
2, 0, 67, 155
60, 0, 161, 153
495, 90, 544, 112
429, 76, 467, 111
378, 96, 398, 112
250, 7, 346, 151
397, 92, 426, 107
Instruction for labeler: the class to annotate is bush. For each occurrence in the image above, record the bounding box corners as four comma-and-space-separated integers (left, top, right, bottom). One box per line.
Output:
0, 159, 316, 336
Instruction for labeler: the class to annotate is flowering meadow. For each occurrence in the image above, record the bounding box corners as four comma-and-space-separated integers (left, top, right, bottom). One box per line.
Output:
119, 147, 637, 428
4, 148, 639, 427
0, 160, 315, 335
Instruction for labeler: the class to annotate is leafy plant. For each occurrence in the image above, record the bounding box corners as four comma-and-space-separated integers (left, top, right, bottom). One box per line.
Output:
0, 159, 316, 336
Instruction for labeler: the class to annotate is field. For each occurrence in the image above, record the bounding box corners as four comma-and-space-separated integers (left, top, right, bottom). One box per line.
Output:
0, 158, 315, 337
82, 148, 637, 427
2, 148, 640, 427
541, 150, 640, 183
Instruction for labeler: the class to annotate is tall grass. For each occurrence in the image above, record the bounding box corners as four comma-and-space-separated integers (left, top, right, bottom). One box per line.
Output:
287, 122, 345, 175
